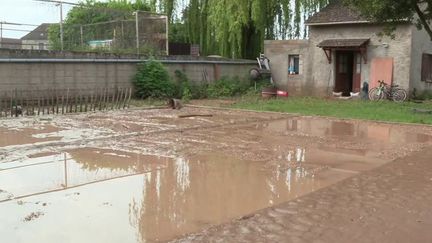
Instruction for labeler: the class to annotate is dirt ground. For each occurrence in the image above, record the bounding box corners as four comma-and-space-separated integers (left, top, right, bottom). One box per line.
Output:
1, 106, 432, 242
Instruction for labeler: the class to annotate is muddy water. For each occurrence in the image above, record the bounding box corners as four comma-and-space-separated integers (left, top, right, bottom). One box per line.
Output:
0, 149, 351, 243
0, 126, 62, 147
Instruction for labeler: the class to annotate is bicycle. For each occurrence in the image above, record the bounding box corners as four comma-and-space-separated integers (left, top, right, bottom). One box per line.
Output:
368, 80, 408, 102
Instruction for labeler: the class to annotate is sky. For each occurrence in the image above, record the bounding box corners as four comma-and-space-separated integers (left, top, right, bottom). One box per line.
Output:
0, 0, 84, 39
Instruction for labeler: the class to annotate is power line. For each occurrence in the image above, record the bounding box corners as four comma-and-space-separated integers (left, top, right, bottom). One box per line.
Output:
0, 21, 39, 27
33, 0, 80, 6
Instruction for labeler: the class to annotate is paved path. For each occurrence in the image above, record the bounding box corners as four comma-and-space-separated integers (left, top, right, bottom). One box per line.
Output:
174, 147, 432, 243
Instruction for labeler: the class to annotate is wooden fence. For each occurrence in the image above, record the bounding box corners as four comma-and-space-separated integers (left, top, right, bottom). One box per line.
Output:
0, 88, 132, 118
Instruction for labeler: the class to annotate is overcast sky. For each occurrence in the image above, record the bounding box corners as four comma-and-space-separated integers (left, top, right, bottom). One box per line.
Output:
0, 0, 84, 39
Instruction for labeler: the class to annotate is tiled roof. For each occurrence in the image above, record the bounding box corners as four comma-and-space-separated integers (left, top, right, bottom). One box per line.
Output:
317, 39, 370, 48
21, 23, 54, 41
306, 0, 368, 25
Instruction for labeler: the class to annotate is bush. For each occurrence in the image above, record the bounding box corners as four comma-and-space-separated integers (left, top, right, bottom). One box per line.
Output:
174, 70, 209, 99
134, 59, 176, 99
207, 76, 250, 98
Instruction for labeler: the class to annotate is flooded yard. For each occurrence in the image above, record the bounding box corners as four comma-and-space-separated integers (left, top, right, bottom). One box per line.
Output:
1, 107, 432, 242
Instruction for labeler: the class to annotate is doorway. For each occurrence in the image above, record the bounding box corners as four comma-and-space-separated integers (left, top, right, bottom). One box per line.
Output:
335, 51, 361, 96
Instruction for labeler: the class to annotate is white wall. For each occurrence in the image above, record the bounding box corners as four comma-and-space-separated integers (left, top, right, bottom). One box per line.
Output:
410, 25, 432, 95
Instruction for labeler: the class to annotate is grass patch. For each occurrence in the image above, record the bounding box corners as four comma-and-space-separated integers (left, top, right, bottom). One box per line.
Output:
129, 99, 167, 107
231, 97, 432, 125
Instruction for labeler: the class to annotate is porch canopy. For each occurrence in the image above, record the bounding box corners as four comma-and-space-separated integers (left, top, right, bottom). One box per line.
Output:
317, 38, 370, 64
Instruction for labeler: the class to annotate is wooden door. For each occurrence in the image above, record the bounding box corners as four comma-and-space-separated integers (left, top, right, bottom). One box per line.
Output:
335, 52, 354, 96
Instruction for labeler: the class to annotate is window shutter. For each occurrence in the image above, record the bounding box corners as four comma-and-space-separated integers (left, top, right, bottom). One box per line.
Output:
422, 54, 431, 82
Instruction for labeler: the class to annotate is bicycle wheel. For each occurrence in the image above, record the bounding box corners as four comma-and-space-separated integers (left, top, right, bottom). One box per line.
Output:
391, 88, 407, 102
368, 87, 384, 101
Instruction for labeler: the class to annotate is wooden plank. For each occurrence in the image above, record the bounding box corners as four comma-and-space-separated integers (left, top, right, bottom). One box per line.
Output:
98, 88, 103, 111
111, 87, 116, 110
79, 91, 83, 112
14, 89, 19, 117
37, 92, 41, 116
65, 88, 70, 114
122, 88, 128, 109
61, 90, 65, 115
126, 88, 132, 109
84, 93, 88, 112
56, 90, 60, 114
10, 90, 14, 117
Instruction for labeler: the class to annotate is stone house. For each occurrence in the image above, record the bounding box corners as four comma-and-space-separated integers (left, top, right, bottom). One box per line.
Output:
0, 38, 22, 49
21, 23, 52, 51
265, 1, 432, 97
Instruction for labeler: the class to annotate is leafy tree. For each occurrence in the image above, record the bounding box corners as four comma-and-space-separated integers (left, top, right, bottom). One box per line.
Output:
147, 0, 329, 59
49, 0, 151, 50
346, 0, 432, 40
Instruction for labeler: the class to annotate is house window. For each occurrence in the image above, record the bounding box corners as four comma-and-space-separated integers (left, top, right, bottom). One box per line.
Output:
355, 53, 361, 74
288, 55, 300, 75
38, 43, 45, 50
422, 53, 432, 82
338, 54, 348, 73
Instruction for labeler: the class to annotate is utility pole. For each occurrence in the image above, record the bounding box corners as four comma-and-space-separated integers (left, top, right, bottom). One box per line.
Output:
59, 0, 64, 51
34, 0, 79, 51
0, 21, 3, 49
165, 16, 169, 55
134, 11, 139, 55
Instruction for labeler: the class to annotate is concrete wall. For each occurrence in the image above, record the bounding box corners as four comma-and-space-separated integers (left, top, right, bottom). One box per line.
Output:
264, 40, 311, 95
0, 49, 256, 92
308, 23, 413, 96
410, 25, 432, 94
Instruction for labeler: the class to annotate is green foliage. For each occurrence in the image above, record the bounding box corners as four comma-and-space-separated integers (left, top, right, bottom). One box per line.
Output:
182, 86, 193, 102
150, 0, 329, 58
173, 70, 252, 99
207, 76, 250, 98
48, 0, 151, 51
345, 0, 432, 40
133, 59, 176, 99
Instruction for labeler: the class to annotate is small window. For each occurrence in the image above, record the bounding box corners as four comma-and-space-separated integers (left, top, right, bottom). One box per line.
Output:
288, 55, 300, 75
38, 43, 45, 50
338, 54, 348, 74
355, 54, 361, 74
422, 53, 432, 82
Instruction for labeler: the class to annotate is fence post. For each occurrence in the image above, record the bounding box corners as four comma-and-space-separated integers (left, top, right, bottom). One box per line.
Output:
135, 11, 139, 55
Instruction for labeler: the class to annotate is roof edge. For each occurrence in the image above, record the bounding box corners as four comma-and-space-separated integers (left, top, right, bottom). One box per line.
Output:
306, 21, 370, 26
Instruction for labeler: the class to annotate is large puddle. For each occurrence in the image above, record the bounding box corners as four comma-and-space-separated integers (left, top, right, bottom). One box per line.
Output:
1, 112, 432, 242
0, 147, 351, 242
0, 126, 62, 147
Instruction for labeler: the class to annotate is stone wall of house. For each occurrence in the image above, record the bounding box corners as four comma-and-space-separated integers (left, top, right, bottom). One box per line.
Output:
264, 40, 311, 96
21, 40, 50, 50
0, 49, 256, 93
410, 25, 432, 95
308, 23, 413, 96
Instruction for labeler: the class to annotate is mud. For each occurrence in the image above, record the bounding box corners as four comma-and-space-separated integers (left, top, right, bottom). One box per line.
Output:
174, 147, 432, 243
0, 126, 61, 147
1, 107, 432, 242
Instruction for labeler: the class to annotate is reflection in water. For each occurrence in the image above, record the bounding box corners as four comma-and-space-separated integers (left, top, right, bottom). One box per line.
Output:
261, 119, 432, 144
129, 153, 317, 242
0, 148, 349, 243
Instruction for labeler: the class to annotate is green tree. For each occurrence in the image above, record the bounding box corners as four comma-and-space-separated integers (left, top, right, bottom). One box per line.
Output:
49, 0, 151, 50
346, 0, 432, 40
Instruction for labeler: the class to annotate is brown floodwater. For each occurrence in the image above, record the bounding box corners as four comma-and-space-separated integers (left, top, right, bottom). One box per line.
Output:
0, 148, 352, 243
1, 111, 432, 243
0, 126, 62, 147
